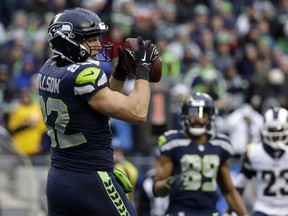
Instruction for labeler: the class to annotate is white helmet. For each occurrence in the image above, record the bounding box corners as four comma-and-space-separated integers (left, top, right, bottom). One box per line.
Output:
261, 107, 288, 151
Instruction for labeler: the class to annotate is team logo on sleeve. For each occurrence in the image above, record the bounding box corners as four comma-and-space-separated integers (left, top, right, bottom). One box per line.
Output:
48, 22, 75, 40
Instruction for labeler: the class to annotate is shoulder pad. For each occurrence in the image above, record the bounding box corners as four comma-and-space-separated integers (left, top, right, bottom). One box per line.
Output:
74, 65, 102, 86
69, 63, 108, 95
213, 133, 231, 143
210, 133, 233, 155
158, 130, 184, 147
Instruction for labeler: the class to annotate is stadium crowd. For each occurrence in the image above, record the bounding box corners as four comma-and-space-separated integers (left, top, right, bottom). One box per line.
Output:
1, 0, 287, 155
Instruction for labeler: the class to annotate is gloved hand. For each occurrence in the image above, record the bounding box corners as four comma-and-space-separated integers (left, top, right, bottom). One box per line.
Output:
112, 47, 129, 81
150, 43, 161, 62
164, 174, 184, 192
124, 36, 153, 80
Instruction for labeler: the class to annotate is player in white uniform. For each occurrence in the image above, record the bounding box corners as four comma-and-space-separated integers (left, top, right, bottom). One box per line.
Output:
227, 107, 288, 216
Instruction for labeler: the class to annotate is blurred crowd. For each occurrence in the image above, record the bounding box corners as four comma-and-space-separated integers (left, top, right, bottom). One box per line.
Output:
1, 0, 288, 157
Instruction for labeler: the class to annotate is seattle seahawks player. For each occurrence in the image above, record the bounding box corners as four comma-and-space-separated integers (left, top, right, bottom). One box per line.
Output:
153, 92, 248, 216
227, 107, 288, 216
38, 7, 158, 216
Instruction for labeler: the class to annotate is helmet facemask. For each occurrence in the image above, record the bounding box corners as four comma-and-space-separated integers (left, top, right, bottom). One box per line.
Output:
181, 93, 215, 137
262, 107, 288, 151
82, 37, 113, 62
182, 107, 211, 136
262, 123, 288, 151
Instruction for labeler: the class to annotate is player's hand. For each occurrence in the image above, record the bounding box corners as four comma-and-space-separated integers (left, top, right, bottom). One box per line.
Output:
125, 36, 152, 71
164, 174, 184, 192
113, 47, 129, 81
150, 43, 160, 62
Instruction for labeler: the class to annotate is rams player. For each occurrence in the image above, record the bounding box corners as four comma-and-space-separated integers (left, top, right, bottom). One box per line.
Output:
39, 7, 158, 216
227, 107, 288, 216
153, 92, 248, 216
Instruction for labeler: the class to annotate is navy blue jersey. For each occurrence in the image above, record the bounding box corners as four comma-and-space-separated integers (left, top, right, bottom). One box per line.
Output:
38, 59, 113, 171
158, 130, 233, 214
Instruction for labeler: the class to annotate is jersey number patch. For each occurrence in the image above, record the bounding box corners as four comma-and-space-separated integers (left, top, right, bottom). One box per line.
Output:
181, 154, 220, 191
39, 96, 86, 148
262, 169, 288, 196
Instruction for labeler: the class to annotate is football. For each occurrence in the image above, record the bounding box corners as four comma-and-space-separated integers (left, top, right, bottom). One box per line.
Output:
124, 38, 162, 83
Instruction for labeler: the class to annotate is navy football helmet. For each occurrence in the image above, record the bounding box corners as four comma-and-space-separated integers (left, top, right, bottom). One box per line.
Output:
181, 92, 215, 136
262, 107, 288, 151
47, 7, 113, 63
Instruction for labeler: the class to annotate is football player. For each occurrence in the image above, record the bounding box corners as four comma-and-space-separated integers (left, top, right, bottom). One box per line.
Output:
153, 92, 248, 216
39, 7, 158, 216
226, 107, 288, 216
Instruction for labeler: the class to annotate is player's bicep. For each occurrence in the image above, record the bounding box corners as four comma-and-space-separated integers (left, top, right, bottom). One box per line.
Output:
88, 87, 141, 123
89, 87, 126, 114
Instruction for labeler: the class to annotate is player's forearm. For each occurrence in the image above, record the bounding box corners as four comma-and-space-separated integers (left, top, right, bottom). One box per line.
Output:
127, 79, 150, 123
109, 76, 125, 92
224, 188, 248, 216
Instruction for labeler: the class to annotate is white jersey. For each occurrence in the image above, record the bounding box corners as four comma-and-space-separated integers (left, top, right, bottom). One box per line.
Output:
234, 143, 288, 215
142, 169, 169, 216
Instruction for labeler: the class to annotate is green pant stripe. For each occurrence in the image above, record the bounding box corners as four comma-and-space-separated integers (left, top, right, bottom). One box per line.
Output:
97, 171, 130, 216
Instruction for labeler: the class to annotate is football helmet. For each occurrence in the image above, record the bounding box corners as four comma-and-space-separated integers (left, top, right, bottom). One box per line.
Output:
181, 92, 215, 136
262, 107, 288, 151
47, 7, 113, 63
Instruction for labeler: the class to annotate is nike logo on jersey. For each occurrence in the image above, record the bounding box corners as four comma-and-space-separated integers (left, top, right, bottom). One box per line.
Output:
141, 51, 146, 61
84, 71, 95, 76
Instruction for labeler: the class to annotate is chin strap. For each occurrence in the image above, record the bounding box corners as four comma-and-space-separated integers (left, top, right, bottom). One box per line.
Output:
51, 49, 74, 63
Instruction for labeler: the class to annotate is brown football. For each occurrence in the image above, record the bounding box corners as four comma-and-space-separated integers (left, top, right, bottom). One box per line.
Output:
124, 38, 162, 83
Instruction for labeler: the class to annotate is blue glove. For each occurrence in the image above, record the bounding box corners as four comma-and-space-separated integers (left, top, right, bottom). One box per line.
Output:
113, 47, 129, 81
164, 174, 184, 192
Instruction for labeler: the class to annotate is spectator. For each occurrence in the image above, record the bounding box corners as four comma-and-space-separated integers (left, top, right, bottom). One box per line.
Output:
223, 64, 248, 112
184, 55, 227, 101
213, 31, 236, 73
110, 0, 135, 37
166, 24, 201, 62
169, 83, 190, 130
155, 3, 178, 43
198, 28, 217, 62
7, 88, 47, 156
25, 0, 54, 15
160, 51, 181, 87
12, 53, 39, 89
222, 104, 263, 156
276, 20, 288, 55
235, 2, 259, 37
214, 1, 235, 30
0, 64, 17, 127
